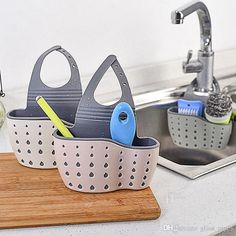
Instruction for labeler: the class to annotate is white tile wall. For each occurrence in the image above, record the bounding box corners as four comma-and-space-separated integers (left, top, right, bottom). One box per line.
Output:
0, 0, 236, 92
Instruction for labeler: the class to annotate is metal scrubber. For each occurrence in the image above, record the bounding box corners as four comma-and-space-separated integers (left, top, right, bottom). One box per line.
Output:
206, 93, 232, 117
205, 93, 232, 124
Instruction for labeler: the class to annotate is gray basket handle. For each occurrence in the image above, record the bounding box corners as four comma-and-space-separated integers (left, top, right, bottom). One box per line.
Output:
72, 55, 135, 138
80, 55, 134, 105
26, 46, 82, 123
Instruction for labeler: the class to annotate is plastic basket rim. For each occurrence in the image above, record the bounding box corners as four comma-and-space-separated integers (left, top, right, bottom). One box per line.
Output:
53, 130, 160, 150
7, 110, 73, 126
7, 109, 49, 120
167, 106, 233, 127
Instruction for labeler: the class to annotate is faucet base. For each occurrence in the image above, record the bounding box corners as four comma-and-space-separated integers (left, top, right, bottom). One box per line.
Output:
184, 77, 220, 103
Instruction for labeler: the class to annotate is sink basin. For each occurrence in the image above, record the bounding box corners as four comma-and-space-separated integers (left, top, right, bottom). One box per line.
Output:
135, 86, 236, 179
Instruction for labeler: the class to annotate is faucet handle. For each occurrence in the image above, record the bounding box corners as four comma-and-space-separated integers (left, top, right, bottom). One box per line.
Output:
183, 50, 203, 74
186, 50, 193, 64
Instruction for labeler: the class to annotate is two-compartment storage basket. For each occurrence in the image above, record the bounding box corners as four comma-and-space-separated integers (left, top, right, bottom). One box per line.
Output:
167, 106, 233, 150
7, 46, 83, 169
54, 135, 159, 193
53, 55, 160, 193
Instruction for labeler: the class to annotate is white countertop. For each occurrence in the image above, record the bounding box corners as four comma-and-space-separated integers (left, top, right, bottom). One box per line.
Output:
1, 91, 236, 236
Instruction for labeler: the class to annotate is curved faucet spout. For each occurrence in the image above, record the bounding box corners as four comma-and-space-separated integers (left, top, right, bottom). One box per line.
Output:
171, 0, 212, 52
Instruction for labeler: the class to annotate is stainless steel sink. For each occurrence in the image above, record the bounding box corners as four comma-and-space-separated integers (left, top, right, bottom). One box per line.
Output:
135, 83, 236, 179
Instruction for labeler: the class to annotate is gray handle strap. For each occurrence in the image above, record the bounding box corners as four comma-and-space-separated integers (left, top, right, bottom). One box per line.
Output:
81, 54, 134, 107
27, 45, 82, 107
72, 55, 134, 137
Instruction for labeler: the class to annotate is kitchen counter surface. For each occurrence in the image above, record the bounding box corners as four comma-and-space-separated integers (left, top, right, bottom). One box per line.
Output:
1, 90, 236, 236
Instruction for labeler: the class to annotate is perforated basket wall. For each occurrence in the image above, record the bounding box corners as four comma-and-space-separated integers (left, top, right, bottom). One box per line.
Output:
167, 107, 233, 149
7, 117, 58, 168
53, 131, 159, 193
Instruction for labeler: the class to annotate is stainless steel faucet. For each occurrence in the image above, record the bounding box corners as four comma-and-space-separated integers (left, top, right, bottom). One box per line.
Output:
171, 0, 220, 101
